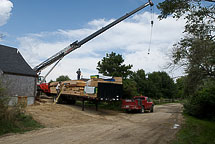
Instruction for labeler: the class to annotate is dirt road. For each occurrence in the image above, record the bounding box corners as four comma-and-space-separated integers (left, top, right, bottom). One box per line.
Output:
0, 103, 183, 144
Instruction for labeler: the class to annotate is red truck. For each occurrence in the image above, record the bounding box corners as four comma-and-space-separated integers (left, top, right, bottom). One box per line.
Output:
121, 96, 154, 113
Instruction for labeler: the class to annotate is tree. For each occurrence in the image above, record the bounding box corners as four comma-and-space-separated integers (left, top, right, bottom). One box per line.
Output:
145, 72, 176, 99
130, 69, 147, 95
158, 0, 215, 94
157, 0, 215, 19
56, 75, 71, 82
158, 0, 215, 119
49, 79, 54, 83
122, 79, 138, 99
97, 52, 133, 79
130, 70, 176, 99
175, 76, 186, 98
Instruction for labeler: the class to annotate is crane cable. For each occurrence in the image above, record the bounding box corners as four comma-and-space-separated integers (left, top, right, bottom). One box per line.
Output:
148, 5, 154, 55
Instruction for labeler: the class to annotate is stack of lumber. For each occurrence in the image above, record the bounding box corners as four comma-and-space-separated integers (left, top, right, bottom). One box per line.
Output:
49, 77, 122, 98
50, 80, 86, 96
87, 77, 122, 87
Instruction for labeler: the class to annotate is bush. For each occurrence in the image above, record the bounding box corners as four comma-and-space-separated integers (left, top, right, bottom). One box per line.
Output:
184, 80, 215, 120
0, 81, 43, 136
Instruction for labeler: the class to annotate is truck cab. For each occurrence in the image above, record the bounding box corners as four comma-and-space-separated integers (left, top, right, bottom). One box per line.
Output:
121, 96, 154, 113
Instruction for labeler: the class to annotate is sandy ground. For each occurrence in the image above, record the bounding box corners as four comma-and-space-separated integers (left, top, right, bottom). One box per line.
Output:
0, 103, 183, 144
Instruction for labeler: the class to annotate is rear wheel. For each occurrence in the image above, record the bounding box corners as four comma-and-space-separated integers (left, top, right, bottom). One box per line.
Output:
150, 106, 154, 112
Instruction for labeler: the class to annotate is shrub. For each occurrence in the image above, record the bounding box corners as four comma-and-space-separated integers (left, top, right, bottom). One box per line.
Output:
184, 80, 215, 120
0, 81, 43, 136
123, 79, 138, 99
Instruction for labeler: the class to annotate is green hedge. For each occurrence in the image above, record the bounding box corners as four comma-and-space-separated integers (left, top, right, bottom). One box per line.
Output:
183, 80, 215, 120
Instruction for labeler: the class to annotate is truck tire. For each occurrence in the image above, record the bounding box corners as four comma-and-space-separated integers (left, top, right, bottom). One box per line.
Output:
140, 106, 145, 113
150, 106, 154, 112
125, 109, 130, 113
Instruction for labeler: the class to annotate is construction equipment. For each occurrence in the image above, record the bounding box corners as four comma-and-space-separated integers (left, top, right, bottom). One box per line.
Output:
34, 0, 154, 82
34, 1, 154, 110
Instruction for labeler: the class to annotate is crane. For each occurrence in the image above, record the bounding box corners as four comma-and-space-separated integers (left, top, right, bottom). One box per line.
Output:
34, 0, 153, 83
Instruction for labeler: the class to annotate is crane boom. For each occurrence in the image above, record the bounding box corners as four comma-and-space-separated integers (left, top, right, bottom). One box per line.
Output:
33, 0, 153, 72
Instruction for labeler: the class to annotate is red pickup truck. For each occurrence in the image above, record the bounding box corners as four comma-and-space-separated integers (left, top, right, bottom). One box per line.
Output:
121, 96, 154, 113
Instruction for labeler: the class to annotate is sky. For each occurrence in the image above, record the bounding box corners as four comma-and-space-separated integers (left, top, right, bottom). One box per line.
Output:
0, 0, 187, 81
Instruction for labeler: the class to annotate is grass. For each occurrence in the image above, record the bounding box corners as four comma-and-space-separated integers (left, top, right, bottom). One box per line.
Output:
0, 113, 44, 136
172, 114, 215, 144
0, 85, 43, 136
98, 101, 122, 111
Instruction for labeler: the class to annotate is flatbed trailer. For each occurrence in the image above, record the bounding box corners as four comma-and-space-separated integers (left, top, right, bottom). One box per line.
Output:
57, 94, 99, 111
50, 78, 123, 111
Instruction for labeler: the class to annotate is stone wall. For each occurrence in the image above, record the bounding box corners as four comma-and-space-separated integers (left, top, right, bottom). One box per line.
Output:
0, 73, 36, 105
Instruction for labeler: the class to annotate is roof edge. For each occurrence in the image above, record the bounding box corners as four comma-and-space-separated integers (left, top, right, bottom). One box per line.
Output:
3, 71, 38, 78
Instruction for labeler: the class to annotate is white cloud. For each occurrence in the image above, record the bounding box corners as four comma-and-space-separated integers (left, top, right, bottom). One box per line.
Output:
17, 12, 186, 81
0, 0, 13, 26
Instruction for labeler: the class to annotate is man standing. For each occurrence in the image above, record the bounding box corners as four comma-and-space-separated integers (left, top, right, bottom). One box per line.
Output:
76, 68, 81, 80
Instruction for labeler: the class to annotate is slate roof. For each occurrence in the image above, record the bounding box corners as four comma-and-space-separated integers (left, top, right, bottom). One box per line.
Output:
0, 44, 37, 77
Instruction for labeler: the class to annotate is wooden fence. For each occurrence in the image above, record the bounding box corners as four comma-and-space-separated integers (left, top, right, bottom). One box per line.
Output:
153, 99, 180, 104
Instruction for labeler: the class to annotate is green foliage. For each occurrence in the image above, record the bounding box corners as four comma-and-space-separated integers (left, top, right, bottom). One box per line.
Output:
145, 71, 176, 99
183, 80, 215, 120
158, 0, 215, 120
173, 114, 215, 144
130, 69, 146, 95
56, 75, 71, 82
172, 37, 215, 94
122, 79, 138, 99
157, 0, 215, 20
157, 0, 190, 19
175, 76, 186, 98
158, 0, 215, 95
0, 81, 43, 136
97, 52, 133, 79
129, 70, 177, 99
99, 101, 122, 111
0, 113, 43, 136
49, 79, 54, 83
